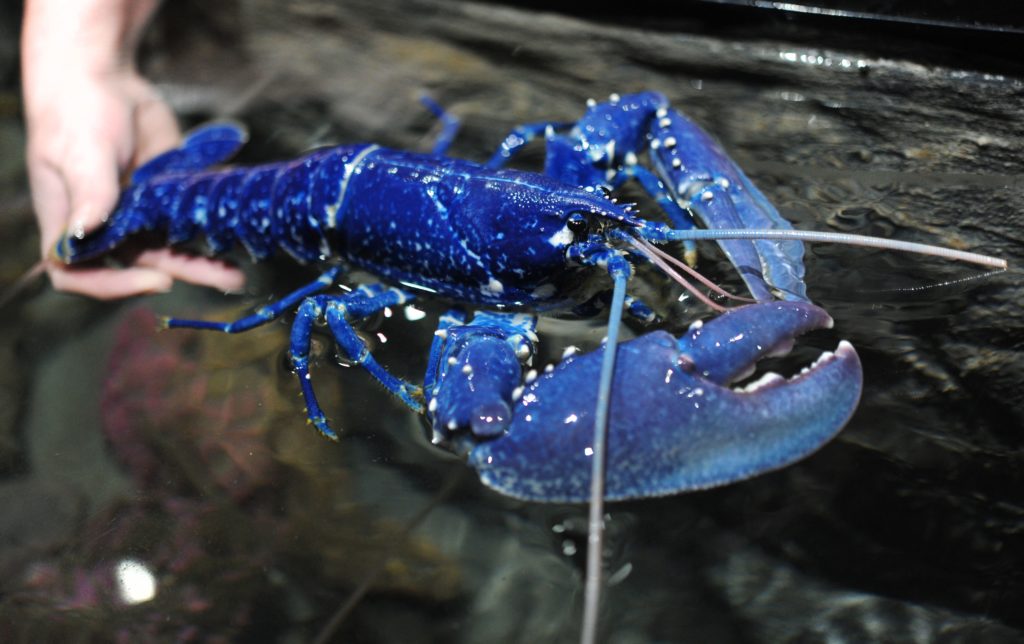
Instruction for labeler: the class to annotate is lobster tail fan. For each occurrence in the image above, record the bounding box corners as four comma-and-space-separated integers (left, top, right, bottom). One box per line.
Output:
54, 123, 250, 264
130, 122, 249, 185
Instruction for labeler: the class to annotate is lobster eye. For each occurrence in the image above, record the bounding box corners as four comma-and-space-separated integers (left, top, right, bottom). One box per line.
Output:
567, 213, 589, 239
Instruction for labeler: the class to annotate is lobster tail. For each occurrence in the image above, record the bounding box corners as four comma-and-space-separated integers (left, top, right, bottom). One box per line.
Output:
54, 123, 249, 264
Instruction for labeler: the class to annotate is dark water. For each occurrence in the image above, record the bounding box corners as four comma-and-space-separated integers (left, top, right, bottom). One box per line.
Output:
2, 1, 1022, 642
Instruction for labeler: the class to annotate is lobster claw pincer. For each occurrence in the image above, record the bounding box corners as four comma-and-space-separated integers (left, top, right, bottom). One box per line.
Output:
467, 302, 862, 502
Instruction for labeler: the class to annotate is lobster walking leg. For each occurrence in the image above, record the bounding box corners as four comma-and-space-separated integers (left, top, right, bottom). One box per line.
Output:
485, 120, 573, 169
163, 266, 343, 333
419, 96, 462, 156
289, 285, 423, 439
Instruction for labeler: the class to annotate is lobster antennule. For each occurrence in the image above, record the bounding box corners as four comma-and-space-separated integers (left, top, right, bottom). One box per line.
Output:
625, 234, 755, 312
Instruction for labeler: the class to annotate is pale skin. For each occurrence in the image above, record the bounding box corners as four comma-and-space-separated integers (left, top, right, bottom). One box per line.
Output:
21, 0, 245, 299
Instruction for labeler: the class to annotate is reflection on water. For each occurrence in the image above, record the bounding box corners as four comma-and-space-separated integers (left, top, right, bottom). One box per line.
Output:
1, 1, 1022, 641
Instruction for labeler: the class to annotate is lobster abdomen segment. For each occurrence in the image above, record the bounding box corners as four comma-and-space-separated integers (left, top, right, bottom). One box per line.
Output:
54, 125, 375, 265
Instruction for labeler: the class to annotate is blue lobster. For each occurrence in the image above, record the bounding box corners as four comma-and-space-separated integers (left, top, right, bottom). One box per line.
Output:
56, 91, 866, 503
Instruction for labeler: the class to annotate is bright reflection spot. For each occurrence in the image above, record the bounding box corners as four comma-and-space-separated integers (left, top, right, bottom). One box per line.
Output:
115, 558, 156, 605
377, 332, 388, 344
584, 447, 594, 457
562, 539, 577, 556
404, 304, 427, 321
607, 562, 633, 586
563, 413, 578, 425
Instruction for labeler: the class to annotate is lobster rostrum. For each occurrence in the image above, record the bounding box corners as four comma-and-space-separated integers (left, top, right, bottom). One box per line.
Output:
58, 90, 959, 505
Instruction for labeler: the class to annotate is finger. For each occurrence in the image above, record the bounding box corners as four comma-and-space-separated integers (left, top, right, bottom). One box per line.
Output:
132, 97, 181, 165
135, 248, 247, 293
47, 263, 173, 300
62, 143, 122, 239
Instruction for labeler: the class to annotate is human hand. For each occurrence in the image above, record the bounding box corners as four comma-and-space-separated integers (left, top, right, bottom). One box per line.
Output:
21, 0, 245, 299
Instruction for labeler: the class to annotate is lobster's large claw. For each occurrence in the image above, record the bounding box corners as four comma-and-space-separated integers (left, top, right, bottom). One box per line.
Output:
467, 302, 862, 502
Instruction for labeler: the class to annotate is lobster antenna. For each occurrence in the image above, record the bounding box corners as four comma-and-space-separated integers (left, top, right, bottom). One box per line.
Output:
580, 271, 627, 644
854, 269, 1008, 296
653, 228, 1008, 269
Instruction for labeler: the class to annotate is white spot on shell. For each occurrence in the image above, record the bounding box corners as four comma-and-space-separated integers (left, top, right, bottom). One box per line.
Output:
548, 225, 574, 247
